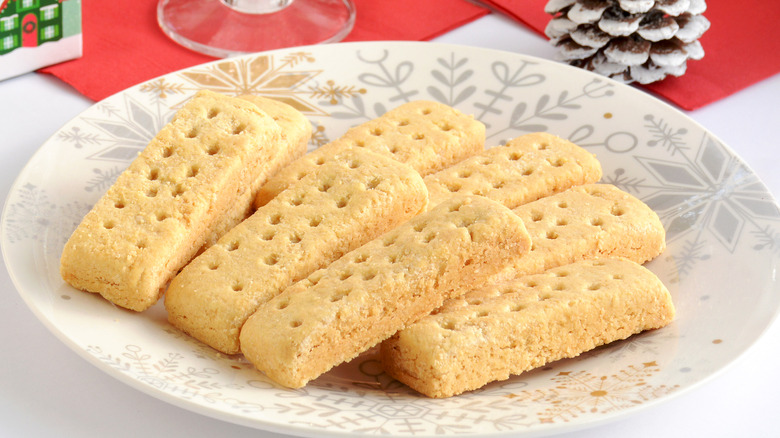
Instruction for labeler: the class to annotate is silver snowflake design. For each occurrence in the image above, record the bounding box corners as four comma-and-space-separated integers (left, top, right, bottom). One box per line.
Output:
605, 116, 780, 277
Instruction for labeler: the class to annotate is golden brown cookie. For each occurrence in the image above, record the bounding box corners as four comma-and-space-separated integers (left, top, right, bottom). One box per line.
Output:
240, 195, 532, 388
424, 132, 602, 210
381, 258, 675, 398
60, 90, 285, 311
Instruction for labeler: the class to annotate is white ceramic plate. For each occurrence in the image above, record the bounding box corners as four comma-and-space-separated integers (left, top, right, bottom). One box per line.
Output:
3, 42, 780, 437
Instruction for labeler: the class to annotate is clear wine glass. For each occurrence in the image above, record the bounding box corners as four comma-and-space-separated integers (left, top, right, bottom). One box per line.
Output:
158, 0, 356, 58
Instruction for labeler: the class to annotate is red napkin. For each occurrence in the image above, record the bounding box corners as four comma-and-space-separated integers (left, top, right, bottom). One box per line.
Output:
482, 0, 780, 110
40, 0, 489, 102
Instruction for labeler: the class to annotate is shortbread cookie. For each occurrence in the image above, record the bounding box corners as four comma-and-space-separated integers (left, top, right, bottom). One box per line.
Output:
381, 258, 675, 398
504, 183, 666, 277
60, 90, 285, 311
202, 94, 311, 247
254, 100, 485, 207
166, 147, 428, 354
240, 195, 532, 388
424, 132, 602, 210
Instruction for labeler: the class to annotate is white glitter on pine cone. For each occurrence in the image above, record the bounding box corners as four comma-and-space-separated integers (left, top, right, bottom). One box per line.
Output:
545, 0, 710, 84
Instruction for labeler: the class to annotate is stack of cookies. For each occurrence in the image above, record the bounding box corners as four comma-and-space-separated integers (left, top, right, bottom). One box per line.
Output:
60, 90, 673, 398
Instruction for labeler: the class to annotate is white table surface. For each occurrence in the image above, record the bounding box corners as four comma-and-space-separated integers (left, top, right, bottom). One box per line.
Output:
2, 13, 779, 438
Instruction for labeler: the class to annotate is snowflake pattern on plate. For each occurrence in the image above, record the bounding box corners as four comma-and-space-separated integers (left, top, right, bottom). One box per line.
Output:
2, 42, 780, 437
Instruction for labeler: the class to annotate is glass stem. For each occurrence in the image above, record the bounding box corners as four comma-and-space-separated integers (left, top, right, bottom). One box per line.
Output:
222, 0, 293, 14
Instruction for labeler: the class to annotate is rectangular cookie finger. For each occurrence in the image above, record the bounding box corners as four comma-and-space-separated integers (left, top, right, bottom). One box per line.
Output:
254, 100, 485, 207
60, 90, 285, 311
239, 195, 532, 389
380, 258, 675, 398
506, 183, 666, 276
424, 132, 602, 210
165, 147, 428, 354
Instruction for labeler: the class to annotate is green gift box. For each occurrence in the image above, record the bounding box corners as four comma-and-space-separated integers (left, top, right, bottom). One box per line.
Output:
0, 0, 82, 80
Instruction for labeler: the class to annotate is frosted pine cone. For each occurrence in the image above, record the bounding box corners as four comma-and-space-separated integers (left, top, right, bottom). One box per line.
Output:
545, 0, 710, 84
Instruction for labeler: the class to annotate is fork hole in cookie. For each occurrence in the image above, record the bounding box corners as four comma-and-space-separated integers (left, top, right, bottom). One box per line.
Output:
231, 282, 244, 292
509, 303, 525, 312
556, 218, 568, 226
261, 230, 275, 241
207, 144, 220, 155
264, 254, 279, 266
156, 212, 169, 221
103, 220, 115, 230
269, 214, 282, 225
536, 142, 549, 150
362, 270, 377, 281
290, 196, 304, 206
232, 123, 246, 135
446, 182, 462, 193
509, 152, 523, 161
276, 299, 289, 310
366, 177, 381, 190
492, 180, 506, 189
226, 241, 240, 251
522, 167, 534, 176
458, 170, 472, 179
187, 165, 199, 178
547, 157, 566, 167
336, 197, 349, 208
148, 168, 160, 181
439, 320, 456, 330
423, 232, 436, 243
309, 217, 322, 227
162, 147, 174, 158
398, 119, 409, 126
476, 310, 490, 318
186, 127, 199, 139
172, 184, 186, 197
438, 122, 453, 132
145, 188, 158, 198
611, 206, 625, 216
114, 200, 125, 209
530, 211, 543, 222
588, 283, 602, 291
420, 108, 432, 115
413, 133, 425, 140
382, 236, 396, 247
370, 127, 383, 136
289, 320, 302, 328
314, 156, 326, 165
288, 233, 301, 244
546, 230, 559, 240
318, 181, 332, 192
590, 217, 604, 227
207, 261, 219, 270
207, 108, 220, 119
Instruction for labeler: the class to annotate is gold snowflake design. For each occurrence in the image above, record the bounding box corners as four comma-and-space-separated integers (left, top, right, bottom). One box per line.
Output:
505, 362, 679, 424
145, 52, 365, 118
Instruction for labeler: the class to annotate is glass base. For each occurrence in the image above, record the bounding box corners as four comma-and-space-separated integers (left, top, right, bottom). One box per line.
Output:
158, 0, 356, 58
